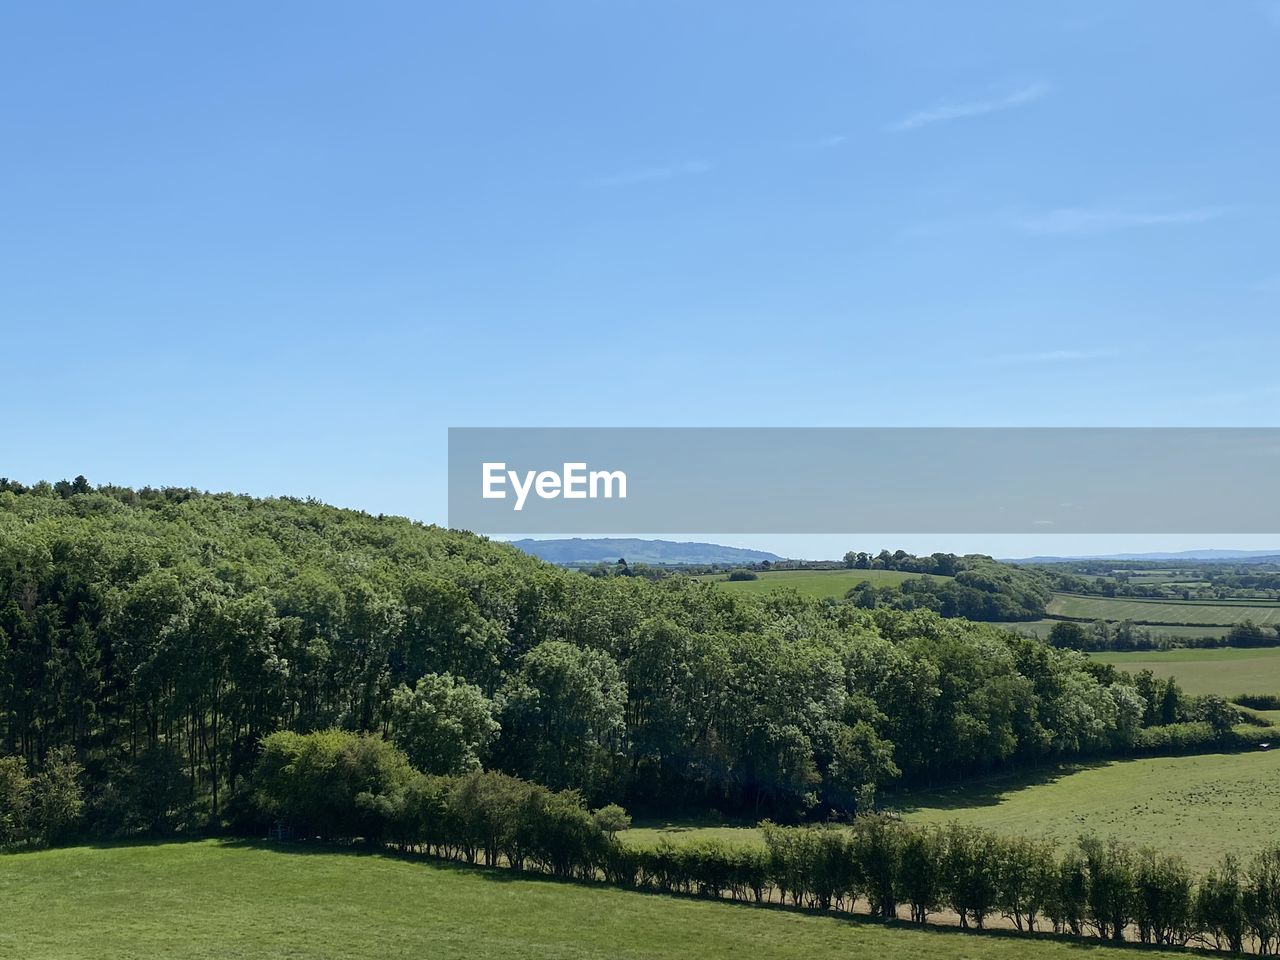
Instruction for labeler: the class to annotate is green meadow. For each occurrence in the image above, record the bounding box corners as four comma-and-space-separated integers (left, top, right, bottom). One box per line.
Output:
899, 749, 1280, 872
0, 840, 1191, 960
1047, 592, 1280, 626
627, 750, 1280, 874
709, 568, 943, 598
1092, 646, 1280, 696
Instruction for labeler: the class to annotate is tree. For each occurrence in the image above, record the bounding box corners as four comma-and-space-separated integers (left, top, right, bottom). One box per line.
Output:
824, 720, 899, 813
591, 802, 631, 838
390, 673, 499, 776
897, 824, 945, 924
32, 746, 84, 845
0, 756, 32, 846
498, 641, 627, 797
1048, 621, 1087, 650
1195, 694, 1238, 739
254, 730, 417, 841
1196, 854, 1246, 954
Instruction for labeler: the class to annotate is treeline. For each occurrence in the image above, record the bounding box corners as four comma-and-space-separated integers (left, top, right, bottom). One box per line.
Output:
1046, 619, 1280, 652
246, 731, 1280, 955
842, 552, 1052, 621
1040, 561, 1280, 603
0, 479, 1261, 832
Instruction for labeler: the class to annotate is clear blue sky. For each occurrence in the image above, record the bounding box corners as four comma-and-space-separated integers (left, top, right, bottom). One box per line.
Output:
3, 2, 1278, 557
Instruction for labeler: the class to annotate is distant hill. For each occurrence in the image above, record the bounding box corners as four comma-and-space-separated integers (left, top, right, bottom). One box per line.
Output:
1010, 549, 1280, 564
507, 538, 785, 567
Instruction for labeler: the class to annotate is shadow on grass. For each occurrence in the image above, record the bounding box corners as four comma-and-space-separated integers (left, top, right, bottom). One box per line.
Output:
208, 837, 1216, 956
889, 760, 1114, 814
628, 814, 760, 834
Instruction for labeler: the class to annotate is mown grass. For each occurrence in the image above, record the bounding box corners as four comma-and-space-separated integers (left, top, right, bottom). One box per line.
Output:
0, 839, 1202, 960
709, 568, 943, 598
1092, 646, 1280, 697
1048, 592, 1280, 626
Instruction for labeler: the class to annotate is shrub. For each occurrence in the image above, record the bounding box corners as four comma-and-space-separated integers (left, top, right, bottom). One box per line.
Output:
0, 757, 33, 846
0, 749, 85, 848
592, 803, 631, 838
253, 730, 417, 842
1234, 693, 1280, 710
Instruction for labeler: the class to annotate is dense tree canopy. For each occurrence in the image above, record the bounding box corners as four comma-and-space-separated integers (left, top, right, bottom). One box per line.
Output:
0, 480, 1222, 832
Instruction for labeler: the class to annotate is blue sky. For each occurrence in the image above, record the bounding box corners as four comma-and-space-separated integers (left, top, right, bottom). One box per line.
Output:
3, 2, 1278, 557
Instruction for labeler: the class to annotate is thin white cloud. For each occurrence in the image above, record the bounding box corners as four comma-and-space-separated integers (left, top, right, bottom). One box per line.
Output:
1019, 206, 1228, 235
889, 82, 1048, 133
592, 161, 712, 188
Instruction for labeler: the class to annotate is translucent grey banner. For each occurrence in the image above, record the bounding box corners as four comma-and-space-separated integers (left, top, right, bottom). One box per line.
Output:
447, 428, 1280, 534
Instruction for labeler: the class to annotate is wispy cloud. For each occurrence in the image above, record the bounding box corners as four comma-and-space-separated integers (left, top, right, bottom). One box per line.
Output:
1018, 206, 1229, 235
989, 348, 1123, 365
592, 161, 712, 188
889, 82, 1049, 133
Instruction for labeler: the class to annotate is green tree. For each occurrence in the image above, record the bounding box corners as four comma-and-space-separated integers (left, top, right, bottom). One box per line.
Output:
390, 673, 499, 775
498, 641, 626, 797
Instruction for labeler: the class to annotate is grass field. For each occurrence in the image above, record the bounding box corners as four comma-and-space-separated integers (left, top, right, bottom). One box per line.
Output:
1091, 646, 1280, 696
623, 818, 764, 850
709, 568, 943, 598
0, 840, 1191, 960
899, 750, 1280, 871
627, 750, 1280, 874
1047, 592, 1280, 626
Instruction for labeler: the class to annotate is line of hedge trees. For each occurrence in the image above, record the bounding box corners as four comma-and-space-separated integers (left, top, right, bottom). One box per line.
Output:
250, 730, 1280, 955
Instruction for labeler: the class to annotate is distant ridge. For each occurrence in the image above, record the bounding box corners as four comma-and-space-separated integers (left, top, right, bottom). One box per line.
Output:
1009, 549, 1280, 564
508, 537, 785, 567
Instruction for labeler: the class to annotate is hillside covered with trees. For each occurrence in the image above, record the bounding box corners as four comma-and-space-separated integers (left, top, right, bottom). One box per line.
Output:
0, 479, 1247, 839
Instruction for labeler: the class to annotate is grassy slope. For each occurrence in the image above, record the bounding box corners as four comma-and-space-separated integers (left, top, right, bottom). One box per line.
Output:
900, 750, 1280, 871
628, 750, 1280, 873
1048, 593, 1280, 626
1091, 646, 1280, 696
0, 840, 1189, 960
710, 568, 942, 598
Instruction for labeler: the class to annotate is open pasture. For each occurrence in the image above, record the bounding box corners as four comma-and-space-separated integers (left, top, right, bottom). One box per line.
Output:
1091, 646, 1280, 696
627, 750, 1280, 874
709, 568, 943, 598
899, 749, 1280, 871
0, 840, 1186, 960
1047, 592, 1280, 626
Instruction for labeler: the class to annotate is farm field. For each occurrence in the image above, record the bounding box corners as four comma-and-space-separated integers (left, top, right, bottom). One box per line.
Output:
625, 750, 1280, 873
899, 750, 1280, 871
992, 619, 1227, 641
709, 568, 943, 598
1047, 592, 1280, 626
0, 840, 1188, 960
1092, 646, 1280, 696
